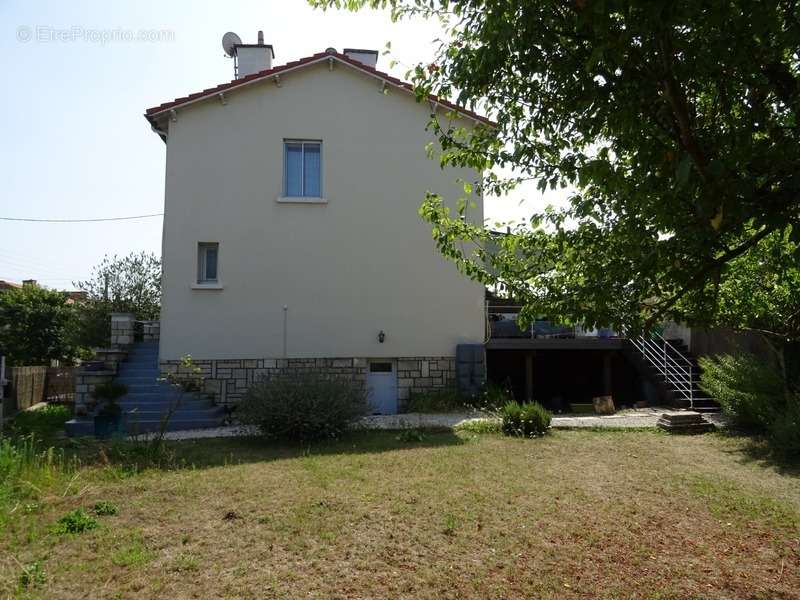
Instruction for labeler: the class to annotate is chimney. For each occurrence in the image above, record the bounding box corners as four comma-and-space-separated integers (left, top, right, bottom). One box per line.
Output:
234, 30, 274, 79
343, 48, 378, 69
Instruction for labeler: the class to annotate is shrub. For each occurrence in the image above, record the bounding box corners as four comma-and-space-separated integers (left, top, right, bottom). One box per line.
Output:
767, 397, 800, 460
52, 508, 99, 535
18, 561, 46, 589
9, 404, 71, 442
93, 501, 118, 516
453, 419, 501, 434
406, 383, 514, 413
699, 353, 785, 431
479, 382, 515, 411
237, 372, 369, 442
396, 429, 426, 443
0, 284, 81, 366
406, 387, 469, 413
700, 352, 800, 459
92, 383, 128, 417
500, 401, 551, 438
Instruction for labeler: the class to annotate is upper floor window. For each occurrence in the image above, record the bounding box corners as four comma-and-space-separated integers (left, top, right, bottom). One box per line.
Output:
284, 140, 321, 197
197, 242, 218, 284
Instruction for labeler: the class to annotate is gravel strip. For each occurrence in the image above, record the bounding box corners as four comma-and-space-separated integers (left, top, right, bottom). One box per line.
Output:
142, 408, 726, 440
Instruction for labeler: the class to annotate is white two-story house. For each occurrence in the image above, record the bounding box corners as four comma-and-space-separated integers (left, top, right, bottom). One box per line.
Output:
144, 35, 491, 414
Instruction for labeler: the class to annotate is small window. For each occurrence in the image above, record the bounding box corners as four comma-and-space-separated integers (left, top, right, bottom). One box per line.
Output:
197, 243, 219, 283
284, 140, 322, 197
369, 362, 393, 373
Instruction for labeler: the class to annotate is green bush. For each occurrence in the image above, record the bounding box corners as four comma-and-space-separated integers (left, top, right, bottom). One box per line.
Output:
479, 382, 515, 411
500, 401, 551, 438
699, 353, 785, 431
453, 419, 501, 434
9, 404, 71, 443
93, 501, 118, 516
18, 561, 46, 589
52, 508, 98, 535
406, 383, 514, 413
700, 352, 800, 459
0, 285, 81, 366
237, 372, 369, 442
767, 397, 800, 460
406, 387, 469, 413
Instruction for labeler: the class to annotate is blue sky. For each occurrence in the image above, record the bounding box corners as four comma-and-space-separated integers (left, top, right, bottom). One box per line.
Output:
0, 0, 557, 289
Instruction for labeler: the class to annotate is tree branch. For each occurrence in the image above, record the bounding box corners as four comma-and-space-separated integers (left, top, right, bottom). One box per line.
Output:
657, 32, 711, 185
644, 225, 776, 328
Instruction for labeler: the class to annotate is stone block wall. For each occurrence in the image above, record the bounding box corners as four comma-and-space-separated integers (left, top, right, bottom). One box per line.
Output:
110, 313, 136, 348
141, 320, 160, 342
159, 356, 457, 409
74, 371, 114, 416
396, 357, 456, 401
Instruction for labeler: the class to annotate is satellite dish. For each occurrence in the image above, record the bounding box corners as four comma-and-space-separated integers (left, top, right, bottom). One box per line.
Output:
222, 32, 242, 57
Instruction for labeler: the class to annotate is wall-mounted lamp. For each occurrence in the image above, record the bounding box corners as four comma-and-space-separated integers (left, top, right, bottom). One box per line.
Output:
378, 330, 386, 343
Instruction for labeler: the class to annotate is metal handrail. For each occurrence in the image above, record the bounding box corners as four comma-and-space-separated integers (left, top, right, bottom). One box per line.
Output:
629, 333, 693, 410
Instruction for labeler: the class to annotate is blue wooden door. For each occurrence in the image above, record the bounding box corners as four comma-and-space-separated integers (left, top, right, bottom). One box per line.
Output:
367, 361, 397, 415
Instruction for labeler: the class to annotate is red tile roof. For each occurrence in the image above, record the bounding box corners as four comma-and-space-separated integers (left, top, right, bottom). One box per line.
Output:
0, 280, 22, 291
144, 50, 495, 128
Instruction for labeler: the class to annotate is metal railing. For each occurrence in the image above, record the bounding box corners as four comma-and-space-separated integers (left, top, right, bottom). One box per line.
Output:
629, 333, 694, 410
486, 305, 619, 340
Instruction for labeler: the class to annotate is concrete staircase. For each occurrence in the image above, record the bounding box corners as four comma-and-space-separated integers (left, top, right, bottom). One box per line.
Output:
625, 337, 720, 414
65, 341, 226, 436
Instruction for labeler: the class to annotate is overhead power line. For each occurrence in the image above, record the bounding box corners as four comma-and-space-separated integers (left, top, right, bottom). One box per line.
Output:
0, 213, 163, 223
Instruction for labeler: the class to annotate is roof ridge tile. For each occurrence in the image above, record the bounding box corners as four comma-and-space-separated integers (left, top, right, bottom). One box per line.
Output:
144, 51, 494, 127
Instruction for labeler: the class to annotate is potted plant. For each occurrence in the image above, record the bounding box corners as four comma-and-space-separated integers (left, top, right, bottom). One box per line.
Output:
91, 382, 128, 438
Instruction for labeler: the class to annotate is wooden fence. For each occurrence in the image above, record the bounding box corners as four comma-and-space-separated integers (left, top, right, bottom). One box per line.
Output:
2, 366, 76, 415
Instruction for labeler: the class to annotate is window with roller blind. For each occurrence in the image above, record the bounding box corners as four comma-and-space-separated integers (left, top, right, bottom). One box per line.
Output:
283, 140, 322, 198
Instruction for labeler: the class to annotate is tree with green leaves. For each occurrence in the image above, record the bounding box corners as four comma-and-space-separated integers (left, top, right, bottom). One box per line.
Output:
0, 285, 79, 366
74, 252, 162, 347
313, 0, 800, 339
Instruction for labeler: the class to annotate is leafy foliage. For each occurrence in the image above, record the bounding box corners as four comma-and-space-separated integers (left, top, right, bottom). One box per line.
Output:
7, 405, 72, 445
92, 501, 118, 516
313, 0, 800, 336
91, 383, 128, 403
18, 561, 46, 589
700, 352, 800, 458
0, 436, 76, 531
91, 383, 128, 418
0, 284, 80, 365
699, 353, 785, 431
237, 372, 369, 442
499, 401, 551, 438
52, 508, 99, 535
406, 387, 470, 412
73, 252, 161, 347
453, 418, 501, 434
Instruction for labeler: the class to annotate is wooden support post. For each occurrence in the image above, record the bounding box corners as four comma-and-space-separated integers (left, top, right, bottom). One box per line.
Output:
525, 352, 534, 402
603, 352, 612, 396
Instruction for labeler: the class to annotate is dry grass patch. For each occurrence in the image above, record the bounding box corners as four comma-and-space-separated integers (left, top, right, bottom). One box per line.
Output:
1, 430, 799, 598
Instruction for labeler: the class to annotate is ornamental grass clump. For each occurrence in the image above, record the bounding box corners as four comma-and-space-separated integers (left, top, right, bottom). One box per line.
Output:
237, 372, 369, 442
500, 401, 551, 438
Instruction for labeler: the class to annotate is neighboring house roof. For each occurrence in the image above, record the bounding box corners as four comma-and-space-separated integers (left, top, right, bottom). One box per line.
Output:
0, 279, 86, 302
0, 280, 22, 292
144, 49, 495, 139
65, 291, 89, 304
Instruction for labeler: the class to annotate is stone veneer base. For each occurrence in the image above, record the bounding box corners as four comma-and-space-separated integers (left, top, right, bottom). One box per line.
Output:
159, 357, 458, 408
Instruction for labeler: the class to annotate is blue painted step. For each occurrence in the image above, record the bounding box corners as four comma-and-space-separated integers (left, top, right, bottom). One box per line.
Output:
65, 341, 226, 437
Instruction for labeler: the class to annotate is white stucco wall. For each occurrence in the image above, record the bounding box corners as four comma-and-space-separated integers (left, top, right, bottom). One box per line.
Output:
159, 61, 485, 360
